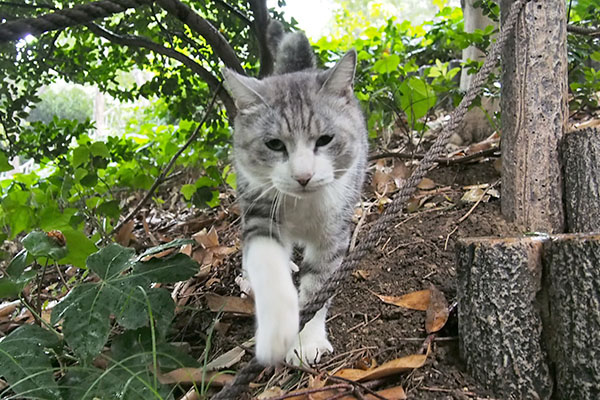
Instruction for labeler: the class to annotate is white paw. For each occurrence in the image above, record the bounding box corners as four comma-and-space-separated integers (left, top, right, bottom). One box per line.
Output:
255, 294, 299, 366
285, 327, 333, 366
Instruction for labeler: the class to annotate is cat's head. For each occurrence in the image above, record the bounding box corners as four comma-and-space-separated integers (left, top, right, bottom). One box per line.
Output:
223, 50, 366, 197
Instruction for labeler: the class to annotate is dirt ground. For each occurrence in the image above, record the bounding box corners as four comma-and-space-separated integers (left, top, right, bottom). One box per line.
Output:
173, 157, 518, 399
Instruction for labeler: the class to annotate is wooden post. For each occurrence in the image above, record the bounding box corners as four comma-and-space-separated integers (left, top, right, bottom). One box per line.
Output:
500, 0, 568, 233
457, 237, 553, 399
561, 127, 600, 232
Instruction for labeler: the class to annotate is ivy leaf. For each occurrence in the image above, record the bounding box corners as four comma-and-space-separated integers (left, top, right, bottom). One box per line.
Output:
86, 243, 135, 280
22, 230, 68, 260
0, 325, 62, 400
181, 183, 196, 201
115, 286, 174, 339
60, 229, 98, 269
0, 277, 24, 298
399, 76, 437, 126
6, 249, 29, 277
89, 141, 110, 158
72, 146, 90, 168
133, 253, 199, 283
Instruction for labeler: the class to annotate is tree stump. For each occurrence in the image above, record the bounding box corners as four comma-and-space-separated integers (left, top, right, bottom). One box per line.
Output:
457, 237, 553, 399
561, 127, 600, 232
500, 0, 568, 233
545, 234, 600, 399
458, 233, 600, 399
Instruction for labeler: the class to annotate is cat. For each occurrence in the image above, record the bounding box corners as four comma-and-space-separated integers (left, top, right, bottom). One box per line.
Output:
222, 20, 368, 366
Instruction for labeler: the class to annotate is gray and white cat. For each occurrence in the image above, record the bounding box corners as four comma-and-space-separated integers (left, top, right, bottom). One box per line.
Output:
222, 22, 367, 366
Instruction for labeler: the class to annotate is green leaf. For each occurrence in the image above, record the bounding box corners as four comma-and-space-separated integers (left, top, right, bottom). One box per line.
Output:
86, 243, 135, 280
133, 253, 198, 283
116, 287, 174, 338
0, 277, 23, 297
22, 230, 68, 260
399, 76, 437, 125
0, 150, 11, 172
591, 51, 600, 63
6, 249, 29, 277
373, 54, 400, 74
51, 283, 113, 362
97, 200, 121, 220
89, 141, 110, 158
72, 146, 90, 168
181, 183, 196, 201
0, 325, 62, 400
60, 229, 97, 269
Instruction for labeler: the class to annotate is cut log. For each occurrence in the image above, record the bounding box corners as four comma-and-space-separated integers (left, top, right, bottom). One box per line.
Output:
561, 127, 600, 232
456, 236, 553, 399
545, 233, 600, 400
500, 0, 568, 233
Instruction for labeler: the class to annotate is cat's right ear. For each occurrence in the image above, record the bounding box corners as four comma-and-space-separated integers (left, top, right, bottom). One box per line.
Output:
222, 69, 267, 110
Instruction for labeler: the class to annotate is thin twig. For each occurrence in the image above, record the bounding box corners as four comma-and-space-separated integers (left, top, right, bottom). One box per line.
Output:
36, 259, 49, 323
108, 84, 222, 238
265, 383, 351, 400
368, 147, 499, 165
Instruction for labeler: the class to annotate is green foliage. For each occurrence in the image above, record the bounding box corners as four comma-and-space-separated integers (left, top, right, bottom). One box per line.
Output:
0, 239, 200, 399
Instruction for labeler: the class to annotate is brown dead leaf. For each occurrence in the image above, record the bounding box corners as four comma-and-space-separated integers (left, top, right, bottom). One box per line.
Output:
180, 243, 193, 257
334, 353, 428, 382
205, 293, 254, 315
193, 226, 219, 248
374, 290, 431, 311
417, 177, 436, 190
205, 345, 246, 371
157, 368, 233, 386
391, 162, 411, 188
115, 220, 135, 247
425, 284, 449, 334
352, 269, 371, 280
461, 187, 485, 203
256, 386, 286, 399
141, 248, 176, 262
0, 300, 19, 319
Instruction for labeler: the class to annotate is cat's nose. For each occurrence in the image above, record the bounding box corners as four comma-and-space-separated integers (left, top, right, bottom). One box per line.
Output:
294, 174, 313, 187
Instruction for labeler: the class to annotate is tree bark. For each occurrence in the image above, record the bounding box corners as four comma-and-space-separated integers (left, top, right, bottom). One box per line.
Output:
500, 0, 568, 233
457, 236, 553, 399
561, 127, 600, 232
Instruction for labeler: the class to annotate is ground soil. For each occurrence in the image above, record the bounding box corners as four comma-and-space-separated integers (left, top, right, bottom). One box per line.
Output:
174, 158, 519, 400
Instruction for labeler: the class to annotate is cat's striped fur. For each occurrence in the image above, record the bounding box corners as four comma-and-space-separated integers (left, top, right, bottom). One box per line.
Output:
222, 21, 368, 366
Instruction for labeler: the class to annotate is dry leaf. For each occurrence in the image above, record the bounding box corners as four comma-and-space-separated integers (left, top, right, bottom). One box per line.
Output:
370, 386, 407, 400
334, 353, 428, 382
256, 387, 286, 399
141, 248, 176, 262
115, 220, 135, 247
205, 346, 245, 371
193, 226, 219, 248
425, 284, 449, 334
0, 300, 19, 319
417, 178, 436, 190
157, 368, 233, 386
205, 293, 254, 315
461, 187, 485, 203
352, 269, 371, 280
374, 290, 431, 311
180, 243, 193, 257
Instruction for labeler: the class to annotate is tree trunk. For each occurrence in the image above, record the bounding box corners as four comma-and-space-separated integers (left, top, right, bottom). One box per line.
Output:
454, 0, 499, 145
545, 233, 600, 400
561, 127, 600, 232
457, 236, 553, 399
500, 0, 568, 233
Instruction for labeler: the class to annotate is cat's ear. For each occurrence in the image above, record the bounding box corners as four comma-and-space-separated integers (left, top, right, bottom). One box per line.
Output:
320, 49, 357, 96
222, 69, 267, 110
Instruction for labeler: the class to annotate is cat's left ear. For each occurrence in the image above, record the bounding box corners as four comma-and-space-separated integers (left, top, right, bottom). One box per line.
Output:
320, 49, 357, 96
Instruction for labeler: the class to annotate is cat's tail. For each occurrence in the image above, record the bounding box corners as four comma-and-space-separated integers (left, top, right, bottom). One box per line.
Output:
267, 20, 316, 74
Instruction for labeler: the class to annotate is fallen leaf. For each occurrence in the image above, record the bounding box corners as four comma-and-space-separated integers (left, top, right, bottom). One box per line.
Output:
157, 368, 234, 386
425, 284, 449, 334
141, 248, 176, 262
115, 220, 135, 247
352, 269, 371, 280
370, 386, 406, 400
374, 290, 431, 311
461, 187, 485, 203
417, 178, 436, 190
205, 293, 254, 315
256, 386, 286, 399
0, 300, 20, 319
335, 353, 428, 382
180, 243, 193, 257
193, 226, 219, 248
205, 346, 245, 371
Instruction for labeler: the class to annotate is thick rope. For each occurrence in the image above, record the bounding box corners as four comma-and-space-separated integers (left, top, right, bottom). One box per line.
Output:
0, 0, 151, 42
212, 0, 531, 398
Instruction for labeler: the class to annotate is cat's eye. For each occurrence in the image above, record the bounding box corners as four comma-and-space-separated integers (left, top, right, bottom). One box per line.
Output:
265, 139, 286, 152
316, 135, 334, 147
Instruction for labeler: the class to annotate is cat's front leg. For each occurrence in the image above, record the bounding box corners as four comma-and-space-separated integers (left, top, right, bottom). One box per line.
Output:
245, 236, 299, 365
286, 241, 346, 365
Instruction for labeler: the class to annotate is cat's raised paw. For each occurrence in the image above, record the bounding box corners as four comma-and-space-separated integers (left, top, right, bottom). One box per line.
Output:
254, 298, 299, 366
